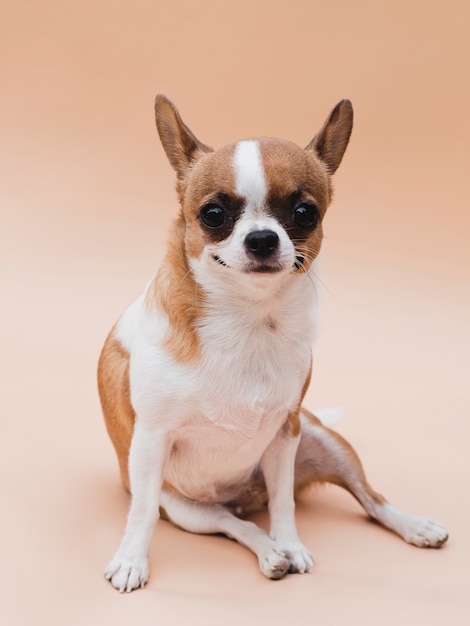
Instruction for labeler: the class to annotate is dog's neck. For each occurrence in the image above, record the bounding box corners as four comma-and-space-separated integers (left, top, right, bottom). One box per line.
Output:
192, 257, 318, 317
189, 253, 320, 356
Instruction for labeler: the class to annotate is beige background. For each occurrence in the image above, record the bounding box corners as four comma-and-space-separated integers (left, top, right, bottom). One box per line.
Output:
1, 1, 469, 624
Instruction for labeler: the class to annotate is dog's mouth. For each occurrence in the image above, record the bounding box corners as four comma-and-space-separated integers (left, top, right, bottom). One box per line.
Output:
213, 255, 230, 268
293, 255, 305, 271
245, 264, 283, 274
212, 254, 284, 274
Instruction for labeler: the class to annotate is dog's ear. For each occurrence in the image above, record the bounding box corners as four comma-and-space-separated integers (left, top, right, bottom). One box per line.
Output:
305, 100, 353, 174
155, 94, 213, 179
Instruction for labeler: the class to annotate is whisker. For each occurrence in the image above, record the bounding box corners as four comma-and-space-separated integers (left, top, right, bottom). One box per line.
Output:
175, 267, 203, 313
311, 271, 337, 299
291, 243, 337, 300
176, 268, 194, 290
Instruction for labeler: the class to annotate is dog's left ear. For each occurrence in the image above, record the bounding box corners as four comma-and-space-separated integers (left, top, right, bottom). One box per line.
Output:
155, 94, 213, 179
305, 100, 353, 174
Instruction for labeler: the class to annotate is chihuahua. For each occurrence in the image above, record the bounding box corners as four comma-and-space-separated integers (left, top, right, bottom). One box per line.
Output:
98, 95, 448, 592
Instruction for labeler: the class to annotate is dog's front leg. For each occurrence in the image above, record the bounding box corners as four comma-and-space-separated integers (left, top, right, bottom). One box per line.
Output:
261, 416, 314, 574
105, 421, 167, 592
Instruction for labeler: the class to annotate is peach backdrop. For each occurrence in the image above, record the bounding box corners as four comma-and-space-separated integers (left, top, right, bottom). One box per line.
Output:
1, 1, 469, 624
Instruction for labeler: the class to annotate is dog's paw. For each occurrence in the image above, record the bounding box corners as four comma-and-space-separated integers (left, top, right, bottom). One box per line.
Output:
104, 555, 149, 592
379, 504, 449, 548
259, 541, 314, 579
283, 541, 314, 574
401, 515, 449, 548
258, 547, 291, 580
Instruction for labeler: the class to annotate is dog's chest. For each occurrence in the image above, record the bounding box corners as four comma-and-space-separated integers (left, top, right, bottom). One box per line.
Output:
126, 284, 314, 500
195, 305, 311, 422
165, 314, 308, 499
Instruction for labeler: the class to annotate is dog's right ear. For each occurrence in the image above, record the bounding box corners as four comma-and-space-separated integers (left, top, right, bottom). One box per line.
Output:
305, 99, 353, 174
155, 94, 213, 179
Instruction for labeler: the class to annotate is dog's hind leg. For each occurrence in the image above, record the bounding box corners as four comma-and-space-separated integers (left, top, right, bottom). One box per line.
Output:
296, 408, 448, 548
160, 489, 295, 579
98, 328, 135, 493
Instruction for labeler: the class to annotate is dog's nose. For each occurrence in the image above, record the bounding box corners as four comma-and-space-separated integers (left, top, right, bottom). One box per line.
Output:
244, 230, 280, 258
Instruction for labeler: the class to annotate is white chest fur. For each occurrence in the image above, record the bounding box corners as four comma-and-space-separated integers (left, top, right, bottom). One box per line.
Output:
116, 267, 318, 501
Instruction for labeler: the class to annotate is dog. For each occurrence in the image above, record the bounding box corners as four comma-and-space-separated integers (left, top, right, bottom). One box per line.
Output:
98, 95, 448, 592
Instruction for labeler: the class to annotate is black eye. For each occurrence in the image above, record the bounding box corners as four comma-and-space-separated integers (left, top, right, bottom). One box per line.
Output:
200, 204, 226, 229
293, 203, 320, 229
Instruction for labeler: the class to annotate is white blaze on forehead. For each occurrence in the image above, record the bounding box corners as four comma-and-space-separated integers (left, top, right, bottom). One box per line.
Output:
233, 140, 267, 210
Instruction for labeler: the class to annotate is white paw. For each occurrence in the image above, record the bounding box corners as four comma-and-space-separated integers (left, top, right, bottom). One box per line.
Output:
283, 541, 314, 574
104, 555, 149, 592
259, 541, 314, 579
259, 547, 291, 580
402, 516, 449, 548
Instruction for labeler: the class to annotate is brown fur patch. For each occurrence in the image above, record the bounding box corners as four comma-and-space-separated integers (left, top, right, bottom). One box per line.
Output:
180, 143, 240, 260
146, 216, 205, 364
260, 138, 332, 210
287, 410, 301, 438
259, 138, 332, 273
97, 328, 135, 492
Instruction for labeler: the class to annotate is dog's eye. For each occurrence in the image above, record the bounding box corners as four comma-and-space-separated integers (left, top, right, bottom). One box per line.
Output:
200, 204, 226, 229
293, 203, 320, 229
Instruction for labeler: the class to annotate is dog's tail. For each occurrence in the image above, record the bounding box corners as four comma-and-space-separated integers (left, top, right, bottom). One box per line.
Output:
311, 406, 345, 429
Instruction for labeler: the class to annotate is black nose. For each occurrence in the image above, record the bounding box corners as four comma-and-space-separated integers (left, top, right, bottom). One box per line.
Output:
244, 230, 280, 258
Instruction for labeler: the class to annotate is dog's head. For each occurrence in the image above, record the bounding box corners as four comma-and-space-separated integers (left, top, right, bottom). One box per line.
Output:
155, 95, 352, 289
